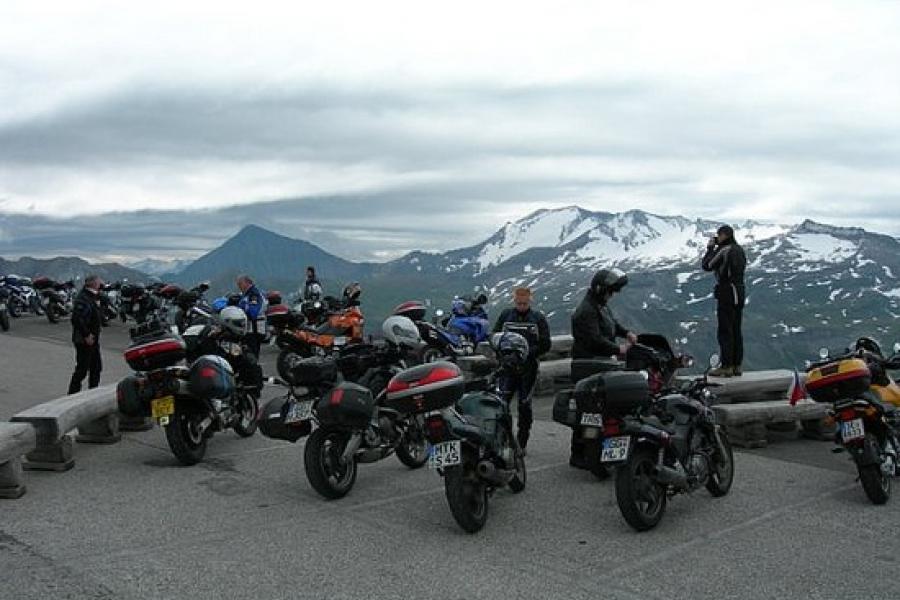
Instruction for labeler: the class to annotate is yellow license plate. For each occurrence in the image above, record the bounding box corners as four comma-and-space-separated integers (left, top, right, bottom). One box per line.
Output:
151, 396, 175, 419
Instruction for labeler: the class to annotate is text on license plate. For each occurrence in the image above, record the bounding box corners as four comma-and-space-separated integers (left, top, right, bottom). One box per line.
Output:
581, 412, 603, 427
151, 396, 175, 419
601, 436, 631, 462
841, 417, 865, 442
284, 400, 313, 423
427, 440, 461, 469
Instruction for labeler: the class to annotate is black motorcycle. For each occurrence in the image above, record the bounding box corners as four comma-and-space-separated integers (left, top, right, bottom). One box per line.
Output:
120, 283, 157, 324
577, 344, 733, 531
388, 332, 529, 533
33, 278, 73, 324
117, 317, 261, 465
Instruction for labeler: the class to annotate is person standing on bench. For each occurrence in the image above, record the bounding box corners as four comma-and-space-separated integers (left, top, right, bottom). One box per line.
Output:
701, 224, 747, 377
68, 274, 104, 394
570, 268, 638, 471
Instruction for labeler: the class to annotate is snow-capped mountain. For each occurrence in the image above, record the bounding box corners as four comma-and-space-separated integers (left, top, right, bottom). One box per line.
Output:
126, 257, 193, 277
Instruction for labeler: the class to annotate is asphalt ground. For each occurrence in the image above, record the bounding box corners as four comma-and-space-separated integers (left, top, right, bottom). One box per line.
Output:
1, 316, 899, 600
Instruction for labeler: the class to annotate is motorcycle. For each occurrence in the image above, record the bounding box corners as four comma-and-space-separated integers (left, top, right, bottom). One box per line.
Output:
100, 282, 122, 326
387, 332, 529, 533
393, 296, 491, 363
0, 275, 40, 317
0, 286, 10, 331
806, 337, 900, 504
574, 341, 733, 531
116, 315, 261, 465
120, 283, 158, 324
298, 316, 428, 499
32, 277, 73, 324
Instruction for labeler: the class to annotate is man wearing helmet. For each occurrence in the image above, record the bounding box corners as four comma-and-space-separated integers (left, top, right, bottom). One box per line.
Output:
702, 225, 747, 377
236, 274, 267, 358
492, 287, 552, 451
569, 268, 638, 470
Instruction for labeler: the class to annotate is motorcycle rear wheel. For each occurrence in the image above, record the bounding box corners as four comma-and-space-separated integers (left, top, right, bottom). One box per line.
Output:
232, 393, 259, 438
8, 301, 20, 318
164, 407, 208, 466
0, 309, 9, 331
444, 465, 489, 533
858, 435, 891, 505
706, 430, 735, 497
615, 445, 667, 532
304, 428, 357, 499
395, 415, 428, 468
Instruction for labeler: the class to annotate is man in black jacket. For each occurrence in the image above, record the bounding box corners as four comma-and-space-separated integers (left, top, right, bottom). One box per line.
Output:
701, 225, 747, 377
492, 287, 552, 451
68, 274, 104, 394
569, 269, 637, 470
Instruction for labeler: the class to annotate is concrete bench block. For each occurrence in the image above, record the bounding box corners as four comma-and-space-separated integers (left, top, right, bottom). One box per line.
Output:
76, 413, 122, 444
0, 422, 37, 499
724, 421, 769, 448
713, 399, 830, 448
24, 433, 75, 471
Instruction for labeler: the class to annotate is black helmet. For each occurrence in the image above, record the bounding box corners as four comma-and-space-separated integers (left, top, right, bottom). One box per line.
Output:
855, 336, 883, 357
591, 268, 628, 297
343, 282, 361, 305
490, 331, 530, 372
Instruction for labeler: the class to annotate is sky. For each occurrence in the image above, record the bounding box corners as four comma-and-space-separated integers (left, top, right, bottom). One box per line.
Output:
1, 1, 899, 262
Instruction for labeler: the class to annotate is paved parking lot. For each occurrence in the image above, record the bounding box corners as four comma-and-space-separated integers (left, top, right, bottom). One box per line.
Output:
2, 317, 899, 600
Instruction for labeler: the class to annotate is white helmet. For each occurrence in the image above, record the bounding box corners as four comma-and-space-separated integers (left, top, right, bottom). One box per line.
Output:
220, 306, 247, 336
382, 315, 421, 347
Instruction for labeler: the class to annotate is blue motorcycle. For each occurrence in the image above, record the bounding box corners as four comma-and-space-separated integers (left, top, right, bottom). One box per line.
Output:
395, 295, 491, 363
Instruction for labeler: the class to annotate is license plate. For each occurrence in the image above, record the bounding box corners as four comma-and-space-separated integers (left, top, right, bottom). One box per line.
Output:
428, 440, 461, 469
151, 396, 175, 419
284, 400, 313, 423
581, 412, 603, 427
841, 418, 865, 442
601, 436, 631, 462
333, 336, 347, 347
0, 303, 5, 311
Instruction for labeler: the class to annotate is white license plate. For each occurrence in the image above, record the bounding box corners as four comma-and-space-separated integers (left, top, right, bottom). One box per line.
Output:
0, 303, 5, 311
601, 436, 631, 462
333, 336, 347, 347
428, 440, 461, 469
841, 418, 865, 442
284, 400, 313, 424
581, 412, 603, 427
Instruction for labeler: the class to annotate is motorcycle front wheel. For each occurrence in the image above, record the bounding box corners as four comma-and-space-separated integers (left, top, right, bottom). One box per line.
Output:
232, 393, 259, 438
615, 445, 667, 532
304, 428, 358, 500
444, 464, 489, 533
164, 406, 208, 466
395, 415, 428, 468
706, 430, 735, 497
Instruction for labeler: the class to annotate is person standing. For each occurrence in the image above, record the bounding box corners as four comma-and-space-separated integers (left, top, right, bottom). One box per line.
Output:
569, 268, 637, 471
702, 224, 747, 377
302, 266, 323, 301
236, 274, 267, 359
68, 274, 104, 394
492, 287, 552, 451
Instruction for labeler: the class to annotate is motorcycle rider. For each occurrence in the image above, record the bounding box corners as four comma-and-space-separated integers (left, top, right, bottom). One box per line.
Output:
303, 266, 323, 301
68, 274, 104, 394
701, 224, 747, 377
569, 268, 638, 470
492, 287, 552, 452
236, 274, 267, 359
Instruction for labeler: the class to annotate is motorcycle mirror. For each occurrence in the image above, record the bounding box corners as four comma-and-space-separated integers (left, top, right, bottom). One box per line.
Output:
708, 353, 721, 369
819, 347, 829, 359
894, 342, 900, 354
434, 309, 445, 317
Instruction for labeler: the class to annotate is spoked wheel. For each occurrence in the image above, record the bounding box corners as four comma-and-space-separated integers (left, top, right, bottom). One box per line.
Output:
164, 407, 208, 465
396, 414, 428, 468
858, 434, 891, 505
304, 428, 358, 499
615, 446, 667, 531
444, 464, 489, 533
706, 430, 735, 497
233, 393, 259, 438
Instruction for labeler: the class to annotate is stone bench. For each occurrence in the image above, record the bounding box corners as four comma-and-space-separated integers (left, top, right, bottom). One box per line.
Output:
712, 399, 832, 448
10, 384, 120, 471
0, 422, 37, 499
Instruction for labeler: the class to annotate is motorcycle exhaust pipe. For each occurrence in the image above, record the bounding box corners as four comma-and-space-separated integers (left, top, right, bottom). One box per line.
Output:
476, 460, 515, 486
340, 432, 363, 465
652, 465, 690, 490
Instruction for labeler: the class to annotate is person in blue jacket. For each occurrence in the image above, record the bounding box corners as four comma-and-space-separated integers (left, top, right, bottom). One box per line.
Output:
236, 274, 267, 358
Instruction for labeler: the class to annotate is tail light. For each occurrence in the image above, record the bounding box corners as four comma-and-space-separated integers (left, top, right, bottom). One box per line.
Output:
839, 408, 856, 421
603, 417, 621, 436
424, 414, 447, 442
329, 388, 344, 406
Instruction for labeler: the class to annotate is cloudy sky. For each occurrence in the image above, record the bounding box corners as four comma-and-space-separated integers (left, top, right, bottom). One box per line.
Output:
1, 1, 899, 262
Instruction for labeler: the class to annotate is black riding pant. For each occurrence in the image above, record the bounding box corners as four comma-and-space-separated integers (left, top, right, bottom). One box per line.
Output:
717, 296, 744, 368
500, 362, 538, 448
68, 343, 102, 394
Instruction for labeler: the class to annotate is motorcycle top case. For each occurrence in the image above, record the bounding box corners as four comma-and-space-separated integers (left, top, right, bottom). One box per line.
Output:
32, 276, 55, 290
289, 355, 339, 387
806, 358, 872, 403
570, 358, 625, 384
188, 355, 235, 399
384, 361, 465, 414
258, 395, 312, 442
315, 382, 375, 429
265, 304, 292, 329
574, 371, 650, 416
124, 332, 187, 371
393, 300, 427, 322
